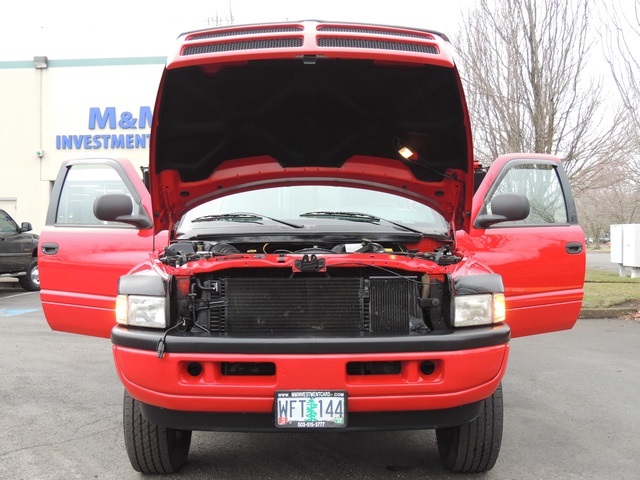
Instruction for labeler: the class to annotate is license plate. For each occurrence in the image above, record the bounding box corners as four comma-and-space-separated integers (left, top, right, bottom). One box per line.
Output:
275, 390, 347, 428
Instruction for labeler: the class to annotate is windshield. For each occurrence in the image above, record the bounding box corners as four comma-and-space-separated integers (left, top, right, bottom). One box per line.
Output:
178, 186, 449, 236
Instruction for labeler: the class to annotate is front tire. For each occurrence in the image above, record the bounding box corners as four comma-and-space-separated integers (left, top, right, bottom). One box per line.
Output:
436, 383, 503, 473
18, 258, 40, 291
123, 390, 192, 474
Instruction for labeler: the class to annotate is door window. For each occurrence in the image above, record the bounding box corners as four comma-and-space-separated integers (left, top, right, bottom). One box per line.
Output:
0, 210, 18, 232
55, 164, 138, 226
487, 163, 568, 225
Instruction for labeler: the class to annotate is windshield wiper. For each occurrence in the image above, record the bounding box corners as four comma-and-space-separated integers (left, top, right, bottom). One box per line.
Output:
300, 211, 379, 222
300, 211, 425, 235
192, 212, 304, 229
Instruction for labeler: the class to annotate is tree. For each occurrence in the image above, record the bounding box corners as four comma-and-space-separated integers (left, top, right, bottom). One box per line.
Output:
604, 1, 640, 128
577, 176, 640, 249
454, 0, 626, 194
208, 1, 235, 27
603, 0, 640, 177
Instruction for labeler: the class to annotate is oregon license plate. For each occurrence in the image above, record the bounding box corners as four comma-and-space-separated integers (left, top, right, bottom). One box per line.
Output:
275, 391, 347, 428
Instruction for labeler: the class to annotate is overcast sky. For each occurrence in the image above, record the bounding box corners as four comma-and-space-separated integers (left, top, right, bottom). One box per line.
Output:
1, 0, 473, 60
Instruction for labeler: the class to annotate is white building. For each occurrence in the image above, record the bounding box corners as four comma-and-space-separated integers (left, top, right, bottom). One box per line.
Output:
0, 56, 166, 232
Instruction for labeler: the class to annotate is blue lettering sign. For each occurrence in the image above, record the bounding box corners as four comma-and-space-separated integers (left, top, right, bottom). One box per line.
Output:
88, 106, 154, 130
119, 112, 136, 129
134, 134, 147, 148
88, 107, 117, 129
55, 133, 150, 150
139, 106, 152, 129
57, 106, 153, 150
111, 134, 124, 148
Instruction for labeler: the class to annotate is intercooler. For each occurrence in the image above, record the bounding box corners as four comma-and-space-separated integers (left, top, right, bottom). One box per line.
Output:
202, 276, 420, 334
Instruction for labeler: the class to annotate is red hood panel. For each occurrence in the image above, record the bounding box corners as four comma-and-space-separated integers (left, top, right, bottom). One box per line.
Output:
150, 21, 474, 233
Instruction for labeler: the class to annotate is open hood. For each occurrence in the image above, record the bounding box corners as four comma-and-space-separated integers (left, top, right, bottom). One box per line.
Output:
150, 21, 474, 234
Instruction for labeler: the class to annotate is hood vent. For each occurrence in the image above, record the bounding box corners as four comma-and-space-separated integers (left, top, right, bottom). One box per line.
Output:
181, 22, 439, 57
317, 37, 437, 54
317, 25, 435, 41
183, 37, 303, 56
187, 26, 303, 41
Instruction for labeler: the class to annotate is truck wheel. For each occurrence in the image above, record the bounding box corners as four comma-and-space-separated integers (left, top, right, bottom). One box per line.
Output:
123, 390, 192, 474
435, 383, 503, 473
18, 259, 40, 291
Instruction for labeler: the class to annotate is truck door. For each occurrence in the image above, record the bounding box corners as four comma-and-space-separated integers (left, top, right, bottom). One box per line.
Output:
459, 154, 586, 338
39, 159, 162, 338
0, 210, 29, 271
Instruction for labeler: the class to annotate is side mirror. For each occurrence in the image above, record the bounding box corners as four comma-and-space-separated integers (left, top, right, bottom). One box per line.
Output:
20, 222, 33, 233
474, 193, 530, 228
93, 193, 153, 229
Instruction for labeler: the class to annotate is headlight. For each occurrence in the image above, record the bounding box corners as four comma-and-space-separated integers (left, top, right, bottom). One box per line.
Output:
453, 293, 506, 327
116, 294, 168, 328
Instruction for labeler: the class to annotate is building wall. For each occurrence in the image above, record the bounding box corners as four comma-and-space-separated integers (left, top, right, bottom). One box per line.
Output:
0, 57, 166, 233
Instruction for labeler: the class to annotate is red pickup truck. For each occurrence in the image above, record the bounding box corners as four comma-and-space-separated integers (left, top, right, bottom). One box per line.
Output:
39, 21, 585, 474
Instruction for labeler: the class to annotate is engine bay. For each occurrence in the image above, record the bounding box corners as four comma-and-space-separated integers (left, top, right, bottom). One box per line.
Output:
160, 239, 461, 267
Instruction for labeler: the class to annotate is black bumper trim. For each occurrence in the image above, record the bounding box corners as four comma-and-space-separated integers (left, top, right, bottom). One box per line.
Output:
140, 400, 485, 432
111, 324, 510, 354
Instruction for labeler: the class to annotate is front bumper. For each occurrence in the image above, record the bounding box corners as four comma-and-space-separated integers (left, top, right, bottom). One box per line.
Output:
112, 323, 510, 354
111, 324, 510, 430
139, 399, 486, 432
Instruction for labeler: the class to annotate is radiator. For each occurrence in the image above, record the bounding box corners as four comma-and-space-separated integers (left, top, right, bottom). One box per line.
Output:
205, 276, 416, 334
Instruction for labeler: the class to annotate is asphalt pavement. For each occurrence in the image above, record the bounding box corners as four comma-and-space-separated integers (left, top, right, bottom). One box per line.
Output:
586, 249, 619, 273
1, 285, 639, 480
